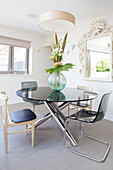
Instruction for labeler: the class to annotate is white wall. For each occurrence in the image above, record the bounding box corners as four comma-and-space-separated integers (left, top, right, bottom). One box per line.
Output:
63, 13, 113, 121
0, 25, 50, 104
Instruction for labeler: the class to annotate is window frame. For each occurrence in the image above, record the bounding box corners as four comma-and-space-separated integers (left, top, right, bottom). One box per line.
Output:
0, 37, 30, 74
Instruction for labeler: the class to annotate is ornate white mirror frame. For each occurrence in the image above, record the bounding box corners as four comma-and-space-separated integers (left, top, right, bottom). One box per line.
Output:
78, 19, 113, 81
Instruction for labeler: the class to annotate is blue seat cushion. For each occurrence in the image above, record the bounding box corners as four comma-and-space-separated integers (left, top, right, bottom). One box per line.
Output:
10, 109, 36, 123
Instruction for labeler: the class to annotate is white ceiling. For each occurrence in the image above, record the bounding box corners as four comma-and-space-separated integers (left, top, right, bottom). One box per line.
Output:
0, 0, 113, 35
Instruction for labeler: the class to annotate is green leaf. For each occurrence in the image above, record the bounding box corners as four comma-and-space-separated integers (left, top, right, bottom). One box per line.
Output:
38, 46, 51, 53
52, 30, 55, 49
44, 63, 75, 74
67, 50, 70, 55
72, 44, 75, 50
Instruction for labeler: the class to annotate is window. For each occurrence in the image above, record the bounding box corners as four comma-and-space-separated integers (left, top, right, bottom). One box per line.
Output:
0, 45, 9, 72
0, 36, 31, 74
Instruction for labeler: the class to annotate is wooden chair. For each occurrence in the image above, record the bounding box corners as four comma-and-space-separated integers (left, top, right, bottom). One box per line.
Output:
68, 86, 93, 116
0, 91, 36, 153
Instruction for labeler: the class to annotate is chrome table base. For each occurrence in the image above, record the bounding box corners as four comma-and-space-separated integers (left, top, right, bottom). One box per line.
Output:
30, 101, 78, 146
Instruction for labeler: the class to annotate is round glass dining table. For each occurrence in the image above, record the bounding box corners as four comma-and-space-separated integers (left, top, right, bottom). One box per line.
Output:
16, 87, 97, 146
16, 87, 97, 102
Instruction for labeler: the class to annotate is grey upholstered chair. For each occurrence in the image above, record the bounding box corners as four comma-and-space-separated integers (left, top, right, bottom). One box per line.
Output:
64, 92, 111, 163
21, 81, 44, 113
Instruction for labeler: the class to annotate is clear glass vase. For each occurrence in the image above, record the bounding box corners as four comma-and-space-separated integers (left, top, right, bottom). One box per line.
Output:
48, 72, 66, 92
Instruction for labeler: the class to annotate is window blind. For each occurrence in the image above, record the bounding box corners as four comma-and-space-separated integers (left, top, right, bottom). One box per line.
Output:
0, 36, 31, 48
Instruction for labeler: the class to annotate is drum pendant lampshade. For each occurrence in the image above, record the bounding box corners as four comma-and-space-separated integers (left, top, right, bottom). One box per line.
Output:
39, 10, 75, 32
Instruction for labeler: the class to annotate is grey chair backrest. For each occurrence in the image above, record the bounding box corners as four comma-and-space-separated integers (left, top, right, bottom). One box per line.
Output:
21, 81, 37, 89
92, 91, 111, 123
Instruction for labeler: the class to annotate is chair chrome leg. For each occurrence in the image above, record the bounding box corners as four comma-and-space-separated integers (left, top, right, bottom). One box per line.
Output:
32, 104, 35, 113
65, 121, 111, 163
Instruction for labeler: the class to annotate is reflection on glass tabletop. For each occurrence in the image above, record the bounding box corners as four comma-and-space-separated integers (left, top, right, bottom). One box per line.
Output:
16, 87, 97, 102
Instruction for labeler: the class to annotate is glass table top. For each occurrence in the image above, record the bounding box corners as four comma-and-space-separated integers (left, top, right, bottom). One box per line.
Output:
16, 87, 97, 102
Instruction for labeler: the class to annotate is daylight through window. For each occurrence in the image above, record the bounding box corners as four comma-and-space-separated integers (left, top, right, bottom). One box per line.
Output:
0, 36, 31, 74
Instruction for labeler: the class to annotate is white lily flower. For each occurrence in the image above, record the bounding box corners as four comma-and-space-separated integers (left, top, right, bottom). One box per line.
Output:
58, 53, 62, 56
59, 49, 63, 52
53, 48, 59, 52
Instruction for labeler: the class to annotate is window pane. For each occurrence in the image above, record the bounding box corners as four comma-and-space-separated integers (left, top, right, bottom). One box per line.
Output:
0, 45, 9, 71
14, 47, 26, 72
88, 51, 110, 79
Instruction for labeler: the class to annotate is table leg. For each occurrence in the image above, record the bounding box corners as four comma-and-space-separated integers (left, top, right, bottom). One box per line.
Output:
28, 102, 68, 129
44, 101, 78, 146
28, 101, 78, 146
29, 112, 52, 129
